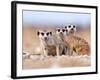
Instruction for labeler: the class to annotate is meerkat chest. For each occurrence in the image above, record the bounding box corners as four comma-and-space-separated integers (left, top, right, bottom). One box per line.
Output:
64, 36, 76, 47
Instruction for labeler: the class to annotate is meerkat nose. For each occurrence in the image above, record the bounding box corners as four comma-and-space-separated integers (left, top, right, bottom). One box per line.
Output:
71, 28, 74, 30
44, 37, 48, 41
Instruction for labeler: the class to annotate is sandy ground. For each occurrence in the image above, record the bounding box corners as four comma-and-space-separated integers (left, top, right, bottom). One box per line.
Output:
22, 27, 91, 69
22, 55, 91, 69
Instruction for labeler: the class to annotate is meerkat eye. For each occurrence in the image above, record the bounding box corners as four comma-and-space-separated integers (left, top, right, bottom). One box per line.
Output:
73, 25, 75, 28
69, 25, 71, 28
46, 32, 49, 36
49, 32, 52, 35
37, 31, 40, 35
57, 29, 60, 32
62, 29, 65, 32
65, 26, 67, 28
41, 33, 44, 36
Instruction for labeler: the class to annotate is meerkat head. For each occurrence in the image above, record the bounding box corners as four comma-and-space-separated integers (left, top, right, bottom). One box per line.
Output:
56, 28, 66, 35
56, 27, 68, 38
65, 24, 76, 35
37, 30, 52, 42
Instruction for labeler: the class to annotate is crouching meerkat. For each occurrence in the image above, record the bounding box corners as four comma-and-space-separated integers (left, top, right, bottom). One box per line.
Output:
62, 26, 90, 56
64, 35, 90, 55
37, 30, 63, 57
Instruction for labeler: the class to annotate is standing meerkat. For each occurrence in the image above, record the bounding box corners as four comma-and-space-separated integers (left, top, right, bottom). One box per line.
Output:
37, 30, 56, 56
56, 28, 70, 56
60, 27, 90, 56
37, 30, 64, 57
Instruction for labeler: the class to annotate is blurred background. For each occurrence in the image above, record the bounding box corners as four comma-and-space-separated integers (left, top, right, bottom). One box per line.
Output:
22, 10, 91, 54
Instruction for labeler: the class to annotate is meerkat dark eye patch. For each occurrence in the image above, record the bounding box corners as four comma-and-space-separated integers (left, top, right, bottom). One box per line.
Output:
49, 32, 52, 35
62, 29, 65, 32
57, 29, 60, 32
73, 25, 75, 28
65, 26, 67, 28
37, 31, 40, 35
41, 33, 44, 36
69, 25, 71, 28
46, 32, 49, 36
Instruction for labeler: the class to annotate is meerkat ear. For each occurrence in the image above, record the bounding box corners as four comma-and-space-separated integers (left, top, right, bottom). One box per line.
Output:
49, 32, 52, 35
37, 31, 40, 36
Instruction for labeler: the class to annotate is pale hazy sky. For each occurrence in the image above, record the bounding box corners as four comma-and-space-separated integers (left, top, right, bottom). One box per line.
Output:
23, 10, 91, 27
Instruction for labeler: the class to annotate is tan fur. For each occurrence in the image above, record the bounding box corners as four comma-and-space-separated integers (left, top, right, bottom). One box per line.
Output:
46, 45, 56, 56
64, 35, 90, 55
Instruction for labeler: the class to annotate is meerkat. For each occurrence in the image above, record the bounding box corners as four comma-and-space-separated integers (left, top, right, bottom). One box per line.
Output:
62, 27, 90, 56
56, 28, 70, 56
37, 30, 60, 57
